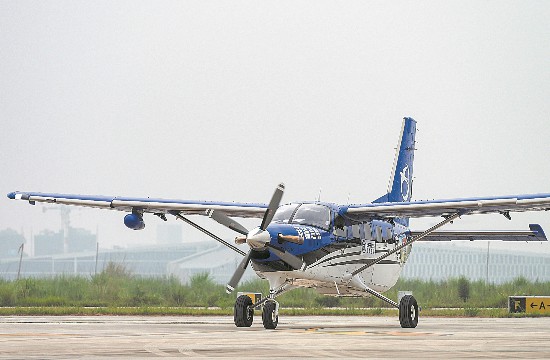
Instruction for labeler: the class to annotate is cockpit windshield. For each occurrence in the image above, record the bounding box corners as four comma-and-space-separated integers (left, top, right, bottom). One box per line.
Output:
272, 203, 331, 231
291, 204, 331, 230
272, 204, 299, 224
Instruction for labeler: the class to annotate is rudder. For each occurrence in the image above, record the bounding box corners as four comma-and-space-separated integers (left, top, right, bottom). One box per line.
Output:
373, 117, 417, 204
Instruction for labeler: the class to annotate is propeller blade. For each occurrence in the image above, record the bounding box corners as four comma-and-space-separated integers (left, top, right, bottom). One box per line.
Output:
226, 250, 252, 294
206, 209, 249, 235
260, 183, 285, 230
266, 244, 305, 270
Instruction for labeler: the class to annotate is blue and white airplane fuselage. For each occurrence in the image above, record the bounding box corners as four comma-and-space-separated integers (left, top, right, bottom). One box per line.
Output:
252, 203, 409, 295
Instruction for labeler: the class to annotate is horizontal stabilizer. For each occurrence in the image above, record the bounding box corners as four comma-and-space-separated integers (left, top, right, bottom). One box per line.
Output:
411, 224, 547, 242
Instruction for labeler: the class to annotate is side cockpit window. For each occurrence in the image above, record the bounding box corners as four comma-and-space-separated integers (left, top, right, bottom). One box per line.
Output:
334, 215, 345, 230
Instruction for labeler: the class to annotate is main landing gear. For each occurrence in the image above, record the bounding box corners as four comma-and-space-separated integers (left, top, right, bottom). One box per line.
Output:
233, 295, 280, 329
346, 273, 419, 328
399, 294, 418, 328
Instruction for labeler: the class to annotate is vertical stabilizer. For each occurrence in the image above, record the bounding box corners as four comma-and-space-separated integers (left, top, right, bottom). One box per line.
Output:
373, 117, 417, 204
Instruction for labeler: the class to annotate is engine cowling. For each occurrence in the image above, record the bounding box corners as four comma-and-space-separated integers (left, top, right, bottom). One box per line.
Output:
124, 213, 145, 230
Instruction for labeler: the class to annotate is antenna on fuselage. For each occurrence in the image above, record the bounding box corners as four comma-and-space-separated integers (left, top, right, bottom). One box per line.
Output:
317, 187, 322, 202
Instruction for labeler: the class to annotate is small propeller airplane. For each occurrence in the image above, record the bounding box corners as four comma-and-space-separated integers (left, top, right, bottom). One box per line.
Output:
7, 117, 550, 329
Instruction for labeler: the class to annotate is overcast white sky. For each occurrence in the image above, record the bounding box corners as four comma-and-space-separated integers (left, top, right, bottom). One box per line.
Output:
1, 1, 549, 254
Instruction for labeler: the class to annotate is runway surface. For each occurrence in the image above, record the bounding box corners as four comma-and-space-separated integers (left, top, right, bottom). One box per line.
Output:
1, 315, 549, 359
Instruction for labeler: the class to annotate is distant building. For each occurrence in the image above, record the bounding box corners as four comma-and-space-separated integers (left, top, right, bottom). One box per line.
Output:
168, 244, 256, 284
402, 242, 550, 283
0, 229, 25, 258
34, 230, 64, 256
0, 241, 217, 280
34, 228, 97, 256
67, 228, 96, 253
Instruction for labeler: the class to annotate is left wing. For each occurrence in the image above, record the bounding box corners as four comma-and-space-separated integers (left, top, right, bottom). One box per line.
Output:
344, 193, 550, 220
7, 191, 268, 218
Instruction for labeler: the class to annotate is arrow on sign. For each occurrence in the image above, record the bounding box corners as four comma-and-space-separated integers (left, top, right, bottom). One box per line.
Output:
530, 302, 537, 309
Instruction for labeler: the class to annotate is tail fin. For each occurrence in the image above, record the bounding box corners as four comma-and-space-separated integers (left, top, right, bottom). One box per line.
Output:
373, 117, 417, 204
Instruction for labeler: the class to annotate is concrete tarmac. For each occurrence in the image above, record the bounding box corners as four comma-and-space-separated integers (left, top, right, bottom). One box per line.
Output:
0, 315, 549, 359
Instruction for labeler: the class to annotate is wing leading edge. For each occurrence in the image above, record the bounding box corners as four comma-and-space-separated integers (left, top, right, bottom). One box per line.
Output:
7, 191, 268, 218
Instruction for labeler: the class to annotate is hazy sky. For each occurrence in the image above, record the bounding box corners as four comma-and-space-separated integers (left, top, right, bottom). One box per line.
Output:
1, 1, 549, 254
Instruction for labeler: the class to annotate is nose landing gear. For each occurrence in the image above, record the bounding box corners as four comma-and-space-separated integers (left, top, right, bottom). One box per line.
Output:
233, 294, 281, 330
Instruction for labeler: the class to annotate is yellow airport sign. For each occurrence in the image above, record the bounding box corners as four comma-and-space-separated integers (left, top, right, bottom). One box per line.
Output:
525, 297, 550, 314
509, 296, 550, 314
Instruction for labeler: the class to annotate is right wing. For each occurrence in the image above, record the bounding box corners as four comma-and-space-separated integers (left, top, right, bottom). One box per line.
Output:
344, 193, 550, 221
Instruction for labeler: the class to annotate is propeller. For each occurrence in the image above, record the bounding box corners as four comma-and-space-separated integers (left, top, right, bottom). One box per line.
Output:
211, 183, 305, 294
260, 183, 285, 230
265, 244, 305, 270
206, 209, 248, 235
226, 250, 252, 294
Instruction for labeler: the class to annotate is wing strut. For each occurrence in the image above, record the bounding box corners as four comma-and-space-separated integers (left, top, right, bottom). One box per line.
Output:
170, 211, 246, 256
351, 212, 462, 276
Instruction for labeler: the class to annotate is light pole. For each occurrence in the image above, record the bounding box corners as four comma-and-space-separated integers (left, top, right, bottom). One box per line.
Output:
485, 241, 491, 284
17, 243, 24, 280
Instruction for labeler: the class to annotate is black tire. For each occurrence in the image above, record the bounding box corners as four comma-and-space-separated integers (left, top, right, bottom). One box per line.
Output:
399, 294, 418, 328
262, 301, 278, 329
234, 295, 254, 327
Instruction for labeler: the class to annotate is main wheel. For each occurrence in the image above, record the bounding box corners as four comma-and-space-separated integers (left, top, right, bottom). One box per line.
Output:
399, 294, 418, 328
262, 301, 278, 329
234, 295, 254, 327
